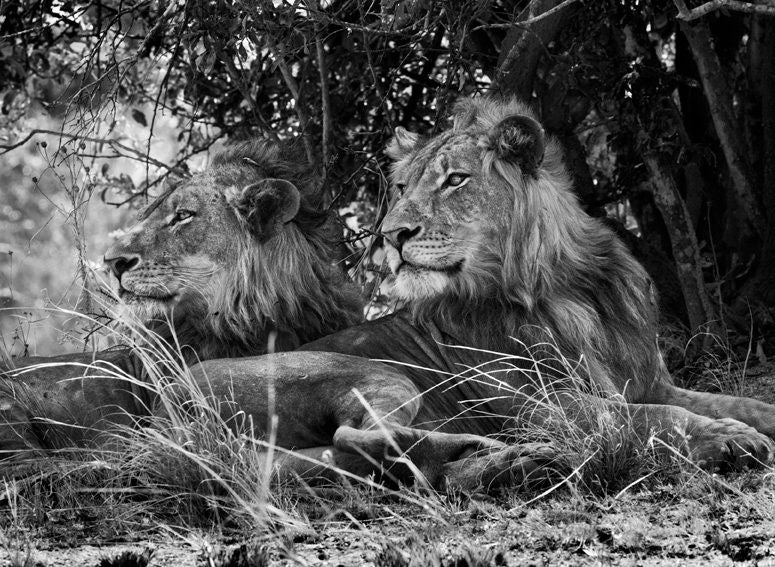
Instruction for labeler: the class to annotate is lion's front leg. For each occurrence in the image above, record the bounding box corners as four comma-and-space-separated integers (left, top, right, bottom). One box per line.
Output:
212, 352, 555, 490
544, 393, 774, 470
332, 425, 555, 490
646, 381, 775, 440
625, 401, 773, 469
440, 442, 556, 492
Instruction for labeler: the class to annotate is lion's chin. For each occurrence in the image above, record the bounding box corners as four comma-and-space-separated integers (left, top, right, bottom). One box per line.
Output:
392, 265, 453, 300
112, 290, 177, 324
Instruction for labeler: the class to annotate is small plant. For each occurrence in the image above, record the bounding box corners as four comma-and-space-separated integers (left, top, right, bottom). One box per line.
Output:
373, 540, 408, 567
679, 326, 756, 398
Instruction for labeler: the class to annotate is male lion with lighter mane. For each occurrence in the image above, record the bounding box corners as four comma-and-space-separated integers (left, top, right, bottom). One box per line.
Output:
288, 96, 775, 480
186, 96, 775, 488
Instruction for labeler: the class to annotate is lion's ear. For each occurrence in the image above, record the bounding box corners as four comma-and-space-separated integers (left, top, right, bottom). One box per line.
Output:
386, 126, 421, 160
231, 178, 301, 241
487, 114, 546, 173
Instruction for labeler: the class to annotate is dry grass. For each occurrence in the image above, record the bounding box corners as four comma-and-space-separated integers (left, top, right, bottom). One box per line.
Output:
2, 309, 775, 565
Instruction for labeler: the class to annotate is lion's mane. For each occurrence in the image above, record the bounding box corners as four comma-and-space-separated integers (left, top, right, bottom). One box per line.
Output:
396, 98, 663, 398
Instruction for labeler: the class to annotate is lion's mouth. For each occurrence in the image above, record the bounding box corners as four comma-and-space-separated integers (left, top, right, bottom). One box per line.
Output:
399, 260, 463, 275
118, 288, 177, 303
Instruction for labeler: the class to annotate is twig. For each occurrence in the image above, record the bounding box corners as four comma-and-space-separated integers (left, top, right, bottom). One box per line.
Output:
135, 0, 177, 58
674, 0, 775, 21
0, 4, 91, 40
0, 130, 172, 171
221, 48, 281, 143
144, 7, 186, 193
315, 31, 331, 176
272, 46, 316, 166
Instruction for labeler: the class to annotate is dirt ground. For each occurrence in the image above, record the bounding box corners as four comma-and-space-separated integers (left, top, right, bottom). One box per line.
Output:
4, 369, 775, 566
7, 488, 775, 566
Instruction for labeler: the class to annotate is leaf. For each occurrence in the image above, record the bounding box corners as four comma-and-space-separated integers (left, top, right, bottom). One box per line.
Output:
131, 108, 147, 127
202, 51, 217, 74
2, 90, 16, 113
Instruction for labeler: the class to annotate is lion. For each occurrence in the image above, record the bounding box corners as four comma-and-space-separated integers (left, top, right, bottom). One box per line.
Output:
0, 140, 367, 453
281, 97, 775, 480
102, 139, 363, 360
183, 97, 775, 490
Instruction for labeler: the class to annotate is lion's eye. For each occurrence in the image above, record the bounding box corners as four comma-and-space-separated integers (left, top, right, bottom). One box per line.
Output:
445, 173, 469, 188
169, 209, 195, 227
395, 183, 407, 196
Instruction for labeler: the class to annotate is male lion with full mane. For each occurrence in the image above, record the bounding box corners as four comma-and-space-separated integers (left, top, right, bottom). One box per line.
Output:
101, 139, 363, 359
0, 140, 378, 454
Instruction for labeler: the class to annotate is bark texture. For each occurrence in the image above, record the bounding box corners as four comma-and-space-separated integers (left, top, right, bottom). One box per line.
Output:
643, 153, 719, 335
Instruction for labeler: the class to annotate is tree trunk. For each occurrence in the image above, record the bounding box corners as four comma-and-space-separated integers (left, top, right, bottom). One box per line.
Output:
749, 15, 775, 220
643, 153, 719, 336
493, 0, 573, 99
738, 14, 775, 306
679, 19, 766, 237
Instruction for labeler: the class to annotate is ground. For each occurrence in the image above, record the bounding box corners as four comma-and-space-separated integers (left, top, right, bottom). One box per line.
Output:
3, 367, 775, 566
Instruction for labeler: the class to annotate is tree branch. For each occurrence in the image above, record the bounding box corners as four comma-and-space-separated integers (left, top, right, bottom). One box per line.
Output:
493, 0, 575, 98
315, 32, 332, 176
474, 0, 581, 30
0, 130, 175, 172
674, 0, 775, 21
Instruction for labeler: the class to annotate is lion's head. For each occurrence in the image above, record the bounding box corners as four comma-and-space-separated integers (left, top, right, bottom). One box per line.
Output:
103, 140, 362, 360
382, 98, 568, 306
381, 97, 660, 393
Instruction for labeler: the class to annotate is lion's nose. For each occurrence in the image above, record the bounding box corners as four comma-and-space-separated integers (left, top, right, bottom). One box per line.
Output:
384, 226, 421, 252
104, 254, 141, 279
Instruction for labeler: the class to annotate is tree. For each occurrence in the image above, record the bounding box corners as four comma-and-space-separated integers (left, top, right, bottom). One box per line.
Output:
2, 0, 775, 355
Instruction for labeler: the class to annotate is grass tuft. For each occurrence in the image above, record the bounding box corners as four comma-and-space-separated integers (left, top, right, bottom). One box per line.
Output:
197, 543, 269, 567
373, 538, 506, 567
97, 548, 154, 567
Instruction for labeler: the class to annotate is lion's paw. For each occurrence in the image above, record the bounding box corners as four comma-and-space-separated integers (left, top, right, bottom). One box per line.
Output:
690, 417, 774, 470
442, 442, 556, 493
